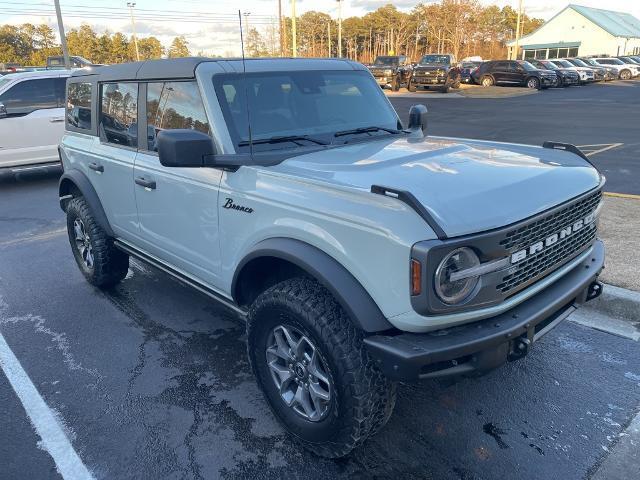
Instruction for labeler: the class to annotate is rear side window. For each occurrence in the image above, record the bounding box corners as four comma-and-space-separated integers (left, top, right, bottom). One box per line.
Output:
146, 81, 210, 151
67, 82, 92, 130
494, 62, 509, 71
0, 77, 65, 115
99, 82, 138, 148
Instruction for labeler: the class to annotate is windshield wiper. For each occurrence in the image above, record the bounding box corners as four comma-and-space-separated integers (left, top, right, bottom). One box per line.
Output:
334, 126, 408, 139
238, 135, 328, 147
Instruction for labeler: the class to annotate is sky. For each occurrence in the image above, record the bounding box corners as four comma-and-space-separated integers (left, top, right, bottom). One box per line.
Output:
4, 0, 640, 56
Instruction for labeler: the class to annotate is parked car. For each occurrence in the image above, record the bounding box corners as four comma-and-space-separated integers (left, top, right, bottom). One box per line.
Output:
459, 60, 482, 84
58, 57, 605, 458
547, 59, 594, 84
367, 55, 413, 91
472, 60, 557, 89
528, 59, 579, 87
408, 54, 461, 93
46, 55, 95, 69
565, 58, 606, 82
592, 58, 639, 80
579, 58, 617, 81
0, 69, 71, 170
616, 56, 640, 66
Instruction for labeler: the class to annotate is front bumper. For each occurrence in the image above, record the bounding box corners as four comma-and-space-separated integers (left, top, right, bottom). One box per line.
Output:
364, 239, 605, 381
541, 76, 557, 86
412, 76, 446, 86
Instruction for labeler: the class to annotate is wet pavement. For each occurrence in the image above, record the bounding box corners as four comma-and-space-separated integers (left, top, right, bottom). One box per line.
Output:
1, 171, 639, 479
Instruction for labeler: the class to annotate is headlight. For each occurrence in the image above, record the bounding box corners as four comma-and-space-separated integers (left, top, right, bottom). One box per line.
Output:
434, 247, 480, 304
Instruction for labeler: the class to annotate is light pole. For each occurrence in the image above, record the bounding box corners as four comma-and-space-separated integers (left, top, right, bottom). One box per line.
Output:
514, 0, 523, 60
291, 0, 297, 57
53, 0, 71, 69
337, 0, 342, 58
127, 2, 140, 61
278, 0, 283, 56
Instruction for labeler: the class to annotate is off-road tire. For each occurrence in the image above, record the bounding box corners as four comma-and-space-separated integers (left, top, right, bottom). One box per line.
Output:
440, 85, 450, 93
247, 277, 396, 458
407, 80, 417, 92
452, 79, 461, 89
391, 76, 400, 91
66, 196, 129, 288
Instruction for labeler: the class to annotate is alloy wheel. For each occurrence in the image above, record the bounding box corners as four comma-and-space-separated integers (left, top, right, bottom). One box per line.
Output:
73, 218, 94, 269
265, 324, 332, 422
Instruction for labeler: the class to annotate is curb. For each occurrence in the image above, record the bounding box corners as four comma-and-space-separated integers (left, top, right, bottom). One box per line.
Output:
582, 283, 640, 323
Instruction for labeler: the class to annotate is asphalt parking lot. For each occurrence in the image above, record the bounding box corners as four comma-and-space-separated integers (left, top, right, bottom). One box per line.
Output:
388, 81, 640, 196
1, 82, 639, 480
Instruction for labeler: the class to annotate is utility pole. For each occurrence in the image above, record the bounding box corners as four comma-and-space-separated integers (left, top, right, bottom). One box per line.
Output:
328, 23, 332, 57
336, 0, 342, 58
278, 0, 283, 56
53, 0, 70, 69
514, 0, 523, 60
291, 0, 297, 57
127, 2, 140, 61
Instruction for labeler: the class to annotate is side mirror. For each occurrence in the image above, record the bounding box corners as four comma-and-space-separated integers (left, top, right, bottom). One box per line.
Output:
0, 103, 7, 119
407, 104, 428, 138
157, 129, 215, 167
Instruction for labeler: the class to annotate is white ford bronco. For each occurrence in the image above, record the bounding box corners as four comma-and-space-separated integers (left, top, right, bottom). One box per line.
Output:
58, 58, 605, 457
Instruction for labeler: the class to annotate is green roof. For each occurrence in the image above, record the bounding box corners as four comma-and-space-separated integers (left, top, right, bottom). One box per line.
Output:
507, 4, 640, 46
570, 4, 640, 38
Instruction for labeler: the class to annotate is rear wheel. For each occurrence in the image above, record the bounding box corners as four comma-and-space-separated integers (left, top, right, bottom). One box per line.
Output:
247, 278, 396, 458
440, 85, 450, 93
66, 197, 129, 288
620, 69, 631, 80
481, 75, 494, 87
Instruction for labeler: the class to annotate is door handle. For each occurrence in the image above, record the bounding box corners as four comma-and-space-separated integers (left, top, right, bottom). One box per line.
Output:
135, 177, 156, 190
88, 162, 104, 173
50, 117, 65, 123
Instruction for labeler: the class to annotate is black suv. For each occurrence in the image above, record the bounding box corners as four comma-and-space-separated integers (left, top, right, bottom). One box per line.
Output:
408, 54, 461, 93
367, 55, 413, 91
529, 59, 579, 86
472, 60, 557, 89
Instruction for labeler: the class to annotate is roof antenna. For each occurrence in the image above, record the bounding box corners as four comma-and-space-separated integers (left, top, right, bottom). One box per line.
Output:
238, 10, 253, 157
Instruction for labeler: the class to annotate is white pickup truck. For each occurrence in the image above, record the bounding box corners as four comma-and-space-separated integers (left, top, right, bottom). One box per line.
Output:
0, 69, 71, 172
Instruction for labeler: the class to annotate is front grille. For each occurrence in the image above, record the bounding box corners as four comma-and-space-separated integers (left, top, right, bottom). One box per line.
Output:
496, 190, 602, 294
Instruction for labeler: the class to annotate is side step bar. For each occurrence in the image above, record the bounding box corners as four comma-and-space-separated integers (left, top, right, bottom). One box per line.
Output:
113, 240, 247, 317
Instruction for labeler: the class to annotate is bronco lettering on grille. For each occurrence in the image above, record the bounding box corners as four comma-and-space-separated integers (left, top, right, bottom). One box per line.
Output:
510, 211, 596, 264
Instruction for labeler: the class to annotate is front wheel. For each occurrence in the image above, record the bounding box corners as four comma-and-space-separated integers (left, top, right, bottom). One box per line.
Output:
620, 69, 631, 80
247, 278, 396, 458
526, 77, 541, 89
481, 75, 494, 87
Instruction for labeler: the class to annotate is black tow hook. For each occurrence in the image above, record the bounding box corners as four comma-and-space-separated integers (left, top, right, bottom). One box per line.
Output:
586, 281, 604, 302
508, 337, 531, 361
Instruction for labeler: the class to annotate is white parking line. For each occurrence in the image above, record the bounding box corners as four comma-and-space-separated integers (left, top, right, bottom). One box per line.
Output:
0, 331, 95, 480
577, 143, 624, 157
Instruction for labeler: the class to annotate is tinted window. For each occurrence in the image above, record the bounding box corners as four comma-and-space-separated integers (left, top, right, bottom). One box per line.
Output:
146, 81, 210, 151
214, 70, 399, 152
67, 82, 92, 130
494, 62, 510, 70
100, 82, 138, 147
0, 77, 65, 115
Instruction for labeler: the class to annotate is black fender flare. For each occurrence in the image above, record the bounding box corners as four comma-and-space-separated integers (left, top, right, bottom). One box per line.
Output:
232, 238, 394, 333
58, 169, 114, 237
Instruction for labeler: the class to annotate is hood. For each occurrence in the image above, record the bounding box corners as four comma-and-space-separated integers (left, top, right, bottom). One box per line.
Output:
414, 64, 450, 71
270, 136, 601, 238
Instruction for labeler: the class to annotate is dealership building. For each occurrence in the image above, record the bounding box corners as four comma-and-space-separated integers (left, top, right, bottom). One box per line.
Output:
507, 4, 640, 60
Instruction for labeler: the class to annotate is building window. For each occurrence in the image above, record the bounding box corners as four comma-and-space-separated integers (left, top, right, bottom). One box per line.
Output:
535, 49, 548, 59
558, 48, 569, 58
569, 47, 579, 57
524, 50, 535, 59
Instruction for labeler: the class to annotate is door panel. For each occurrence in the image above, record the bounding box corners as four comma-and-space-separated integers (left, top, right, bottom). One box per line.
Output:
133, 152, 224, 287
0, 108, 65, 167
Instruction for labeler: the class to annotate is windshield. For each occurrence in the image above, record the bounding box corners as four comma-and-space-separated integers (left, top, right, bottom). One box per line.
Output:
213, 70, 400, 152
419, 55, 451, 65
517, 61, 537, 71
538, 61, 558, 70
606, 58, 624, 65
581, 58, 598, 66
571, 58, 589, 67
374, 57, 399, 66
554, 60, 573, 68
0, 76, 13, 92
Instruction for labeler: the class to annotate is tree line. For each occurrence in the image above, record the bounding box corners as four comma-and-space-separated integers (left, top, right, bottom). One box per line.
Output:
0, 23, 191, 65
254, 1, 543, 61
1, 1, 544, 66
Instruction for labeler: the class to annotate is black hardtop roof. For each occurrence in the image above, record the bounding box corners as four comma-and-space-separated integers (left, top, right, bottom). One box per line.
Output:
70, 57, 364, 82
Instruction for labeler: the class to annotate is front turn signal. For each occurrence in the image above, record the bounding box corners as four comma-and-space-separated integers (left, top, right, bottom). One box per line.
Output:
410, 259, 422, 296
